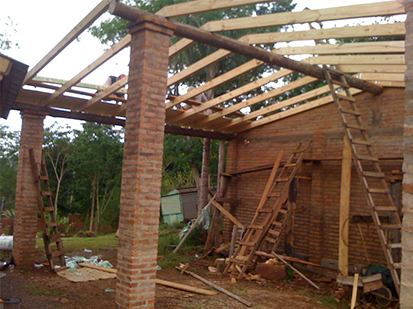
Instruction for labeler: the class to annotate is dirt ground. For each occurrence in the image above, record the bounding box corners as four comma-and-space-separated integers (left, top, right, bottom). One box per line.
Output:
0, 247, 347, 309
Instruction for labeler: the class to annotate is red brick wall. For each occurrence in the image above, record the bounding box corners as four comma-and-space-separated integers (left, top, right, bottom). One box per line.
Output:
225, 88, 404, 268
12, 111, 45, 269
115, 19, 173, 309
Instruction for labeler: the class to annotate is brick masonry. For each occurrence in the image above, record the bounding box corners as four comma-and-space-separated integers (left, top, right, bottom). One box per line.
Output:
224, 88, 404, 269
402, 1, 413, 307
12, 111, 46, 269
115, 19, 173, 309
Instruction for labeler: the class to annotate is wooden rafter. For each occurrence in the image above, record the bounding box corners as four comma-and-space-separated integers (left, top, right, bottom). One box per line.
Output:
157, 0, 274, 18
167, 23, 405, 88
168, 1, 405, 58
24, 0, 110, 84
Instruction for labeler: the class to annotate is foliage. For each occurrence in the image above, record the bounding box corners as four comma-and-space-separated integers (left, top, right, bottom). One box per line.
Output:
0, 125, 20, 210
0, 17, 19, 51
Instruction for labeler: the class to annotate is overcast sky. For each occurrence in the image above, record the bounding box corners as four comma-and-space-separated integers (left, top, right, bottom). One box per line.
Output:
0, 0, 403, 132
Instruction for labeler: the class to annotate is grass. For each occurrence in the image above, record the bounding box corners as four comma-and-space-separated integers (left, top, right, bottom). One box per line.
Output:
228, 285, 249, 297
34, 222, 202, 270
299, 289, 347, 308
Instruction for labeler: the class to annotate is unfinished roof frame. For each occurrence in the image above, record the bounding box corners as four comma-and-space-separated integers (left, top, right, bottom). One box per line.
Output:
11, 0, 406, 139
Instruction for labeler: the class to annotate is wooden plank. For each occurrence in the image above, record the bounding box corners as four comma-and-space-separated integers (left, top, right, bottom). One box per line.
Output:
41, 35, 131, 107
80, 77, 128, 111
179, 266, 252, 307
231, 88, 363, 133
167, 55, 263, 108
204, 1, 405, 32
24, 0, 110, 84
351, 274, 359, 309
275, 41, 405, 56
339, 136, 351, 276
79, 263, 218, 296
167, 23, 403, 93
212, 200, 243, 228
168, 2, 404, 58
169, 68, 294, 125
157, 0, 273, 18
272, 252, 320, 290
336, 65, 406, 74
310, 55, 405, 65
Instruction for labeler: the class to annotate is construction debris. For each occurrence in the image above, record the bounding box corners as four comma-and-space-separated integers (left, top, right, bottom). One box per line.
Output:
177, 263, 252, 307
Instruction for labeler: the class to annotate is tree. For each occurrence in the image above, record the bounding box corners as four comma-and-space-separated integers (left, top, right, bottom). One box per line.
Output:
43, 123, 72, 215
0, 125, 20, 211
0, 17, 19, 51
68, 123, 123, 233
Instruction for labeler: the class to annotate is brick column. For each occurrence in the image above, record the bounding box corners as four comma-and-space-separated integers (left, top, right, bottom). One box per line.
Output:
115, 18, 174, 309
402, 1, 413, 307
12, 111, 46, 269
309, 132, 326, 264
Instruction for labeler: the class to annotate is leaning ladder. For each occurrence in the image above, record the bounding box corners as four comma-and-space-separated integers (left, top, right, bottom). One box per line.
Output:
324, 67, 402, 295
224, 141, 311, 279
29, 149, 66, 272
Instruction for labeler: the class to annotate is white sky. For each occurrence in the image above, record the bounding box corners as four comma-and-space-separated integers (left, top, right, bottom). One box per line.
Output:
0, 0, 403, 133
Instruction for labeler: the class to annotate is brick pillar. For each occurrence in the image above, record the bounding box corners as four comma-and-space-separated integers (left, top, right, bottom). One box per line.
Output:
309, 132, 326, 264
115, 18, 174, 309
402, 1, 413, 307
12, 111, 46, 269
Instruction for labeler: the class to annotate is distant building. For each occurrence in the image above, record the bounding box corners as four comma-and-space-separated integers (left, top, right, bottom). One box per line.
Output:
161, 187, 198, 224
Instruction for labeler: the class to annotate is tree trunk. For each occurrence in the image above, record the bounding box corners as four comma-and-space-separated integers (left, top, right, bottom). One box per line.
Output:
95, 181, 100, 234
89, 179, 96, 231
198, 138, 211, 215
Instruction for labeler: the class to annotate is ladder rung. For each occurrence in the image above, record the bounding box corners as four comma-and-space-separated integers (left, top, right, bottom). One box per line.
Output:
336, 94, 356, 102
44, 206, 55, 212
387, 243, 402, 249
352, 138, 371, 146
48, 234, 62, 243
346, 124, 366, 131
368, 188, 390, 194
257, 208, 273, 213
393, 263, 402, 269
284, 163, 297, 168
51, 251, 65, 258
374, 206, 398, 212
276, 178, 289, 182
330, 79, 350, 88
47, 222, 58, 228
363, 171, 385, 178
292, 149, 305, 154
229, 258, 247, 265
268, 229, 280, 237
272, 221, 282, 227
268, 193, 280, 198
340, 108, 360, 116
325, 66, 344, 75
265, 236, 276, 244
380, 224, 401, 230
357, 155, 379, 162
279, 209, 288, 214
41, 191, 52, 196
239, 241, 256, 247
248, 224, 264, 230
39, 175, 49, 181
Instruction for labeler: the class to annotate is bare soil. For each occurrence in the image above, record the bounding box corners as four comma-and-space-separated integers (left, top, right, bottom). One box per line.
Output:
1, 247, 345, 309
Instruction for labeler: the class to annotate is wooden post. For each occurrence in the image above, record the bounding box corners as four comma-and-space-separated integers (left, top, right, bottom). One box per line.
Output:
199, 138, 211, 214
214, 141, 226, 247
284, 178, 298, 255
339, 136, 352, 276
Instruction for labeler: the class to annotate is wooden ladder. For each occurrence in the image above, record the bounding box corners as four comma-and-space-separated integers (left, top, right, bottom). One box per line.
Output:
324, 67, 402, 295
224, 141, 311, 279
29, 149, 66, 272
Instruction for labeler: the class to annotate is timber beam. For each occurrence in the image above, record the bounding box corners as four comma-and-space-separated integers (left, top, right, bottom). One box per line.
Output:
109, 1, 383, 96
12, 103, 236, 140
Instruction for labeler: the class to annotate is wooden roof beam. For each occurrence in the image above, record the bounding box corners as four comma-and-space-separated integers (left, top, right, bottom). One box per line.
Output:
168, 1, 405, 58
110, 2, 382, 94
167, 23, 404, 88
24, 0, 110, 84
157, 0, 274, 18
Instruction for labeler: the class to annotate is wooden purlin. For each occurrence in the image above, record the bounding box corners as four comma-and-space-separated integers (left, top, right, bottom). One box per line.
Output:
324, 66, 402, 295
223, 142, 311, 279
169, 1, 405, 57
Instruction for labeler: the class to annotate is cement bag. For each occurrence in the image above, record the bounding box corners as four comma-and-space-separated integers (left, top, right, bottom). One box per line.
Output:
0, 236, 13, 251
